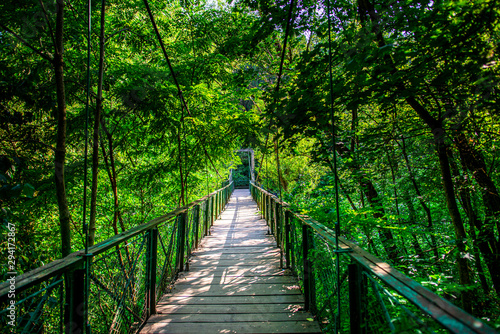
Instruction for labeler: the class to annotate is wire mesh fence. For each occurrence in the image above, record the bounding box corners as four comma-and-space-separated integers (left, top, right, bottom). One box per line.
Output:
0, 275, 64, 334
0, 182, 234, 333
250, 182, 496, 334
89, 232, 148, 333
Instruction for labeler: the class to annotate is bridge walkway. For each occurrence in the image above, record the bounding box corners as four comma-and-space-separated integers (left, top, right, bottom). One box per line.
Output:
140, 189, 322, 333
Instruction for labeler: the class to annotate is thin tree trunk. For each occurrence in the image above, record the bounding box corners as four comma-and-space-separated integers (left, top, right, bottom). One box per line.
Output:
437, 143, 473, 313
448, 148, 492, 295
401, 137, 433, 227
323, 137, 398, 261
400, 137, 439, 262
402, 190, 425, 260
89, 0, 106, 247
53, 0, 71, 257
100, 120, 126, 234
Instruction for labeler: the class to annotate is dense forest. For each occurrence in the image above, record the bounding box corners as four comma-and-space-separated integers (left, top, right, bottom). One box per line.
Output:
0, 0, 499, 328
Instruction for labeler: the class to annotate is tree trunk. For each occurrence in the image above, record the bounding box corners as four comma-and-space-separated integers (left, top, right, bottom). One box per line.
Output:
89, 0, 106, 247
325, 137, 399, 262
447, 149, 491, 295
400, 137, 439, 262
53, 0, 71, 257
402, 190, 425, 260
436, 143, 473, 313
100, 120, 126, 234
454, 132, 500, 244
357, 0, 473, 310
401, 137, 433, 227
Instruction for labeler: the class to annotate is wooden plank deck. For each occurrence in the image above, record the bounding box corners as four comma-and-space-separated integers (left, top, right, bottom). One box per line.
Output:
140, 189, 322, 334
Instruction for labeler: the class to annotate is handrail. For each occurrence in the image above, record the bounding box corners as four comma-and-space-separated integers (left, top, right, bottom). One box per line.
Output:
250, 181, 496, 334
0, 181, 234, 333
0, 183, 232, 300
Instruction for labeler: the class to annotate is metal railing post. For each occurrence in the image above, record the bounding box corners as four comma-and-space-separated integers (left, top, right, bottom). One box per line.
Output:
275, 201, 281, 247
65, 268, 85, 334
269, 197, 276, 235
265, 194, 271, 234
177, 212, 187, 272
210, 195, 214, 227
216, 191, 220, 218
204, 199, 210, 236
263, 193, 267, 221
349, 263, 365, 334
276, 202, 284, 268
146, 228, 158, 316
302, 224, 311, 311
218, 190, 222, 216
285, 209, 291, 269
302, 224, 316, 312
194, 205, 200, 248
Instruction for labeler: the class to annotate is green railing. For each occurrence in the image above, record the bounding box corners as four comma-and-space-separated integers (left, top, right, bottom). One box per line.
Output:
250, 182, 496, 334
0, 182, 234, 333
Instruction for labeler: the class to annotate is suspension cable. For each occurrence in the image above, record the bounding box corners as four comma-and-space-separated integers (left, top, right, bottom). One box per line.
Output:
326, 0, 343, 330
255, 134, 269, 185
272, 0, 295, 201
142, 0, 222, 179
84, 0, 92, 333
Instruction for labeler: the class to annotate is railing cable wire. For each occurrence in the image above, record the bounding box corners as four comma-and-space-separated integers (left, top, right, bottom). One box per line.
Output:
84, 0, 92, 332
326, 0, 343, 330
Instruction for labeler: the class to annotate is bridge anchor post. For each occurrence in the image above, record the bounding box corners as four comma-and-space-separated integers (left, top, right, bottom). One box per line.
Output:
348, 263, 365, 334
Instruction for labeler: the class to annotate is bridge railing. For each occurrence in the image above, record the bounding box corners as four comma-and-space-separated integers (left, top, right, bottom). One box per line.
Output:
0, 182, 234, 333
250, 182, 496, 334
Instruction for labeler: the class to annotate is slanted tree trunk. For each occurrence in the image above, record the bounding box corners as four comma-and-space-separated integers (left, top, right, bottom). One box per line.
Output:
402, 190, 425, 260
436, 143, 473, 312
400, 137, 439, 262
100, 119, 126, 234
357, 0, 473, 311
322, 135, 399, 262
448, 149, 491, 295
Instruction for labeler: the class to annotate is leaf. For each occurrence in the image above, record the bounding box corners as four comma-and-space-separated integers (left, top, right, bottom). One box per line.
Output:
22, 183, 35, 198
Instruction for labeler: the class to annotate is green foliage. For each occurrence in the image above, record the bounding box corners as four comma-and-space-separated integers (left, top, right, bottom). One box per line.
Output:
1, 0, 499, 328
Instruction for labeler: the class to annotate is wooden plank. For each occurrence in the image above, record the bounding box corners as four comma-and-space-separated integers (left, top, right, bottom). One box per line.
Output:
174, 275, 297, 285
190, 251, 280, 260
156, 303, 305, 314
201, 240, 276, 247
159, 292, 305, 305
184, 265, 283, 275
192, 246, 278, 254
176, 268, 292, 278
166, 283, 302, 296
147, 312, 313, 322
188, 258, 280, 267
140, 321, 322, 333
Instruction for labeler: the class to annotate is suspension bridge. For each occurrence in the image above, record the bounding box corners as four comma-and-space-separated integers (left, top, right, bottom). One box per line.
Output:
0, 181, 497, 333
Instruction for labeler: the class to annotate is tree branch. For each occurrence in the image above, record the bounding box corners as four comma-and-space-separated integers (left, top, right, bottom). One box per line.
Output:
0, 23, 53, 63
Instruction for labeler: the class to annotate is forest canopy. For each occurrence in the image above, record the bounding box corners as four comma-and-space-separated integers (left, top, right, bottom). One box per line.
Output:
0, 0, 499, 325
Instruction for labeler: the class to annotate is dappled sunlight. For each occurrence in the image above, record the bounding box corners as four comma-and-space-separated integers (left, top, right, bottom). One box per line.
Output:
141, 188, 320, 333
